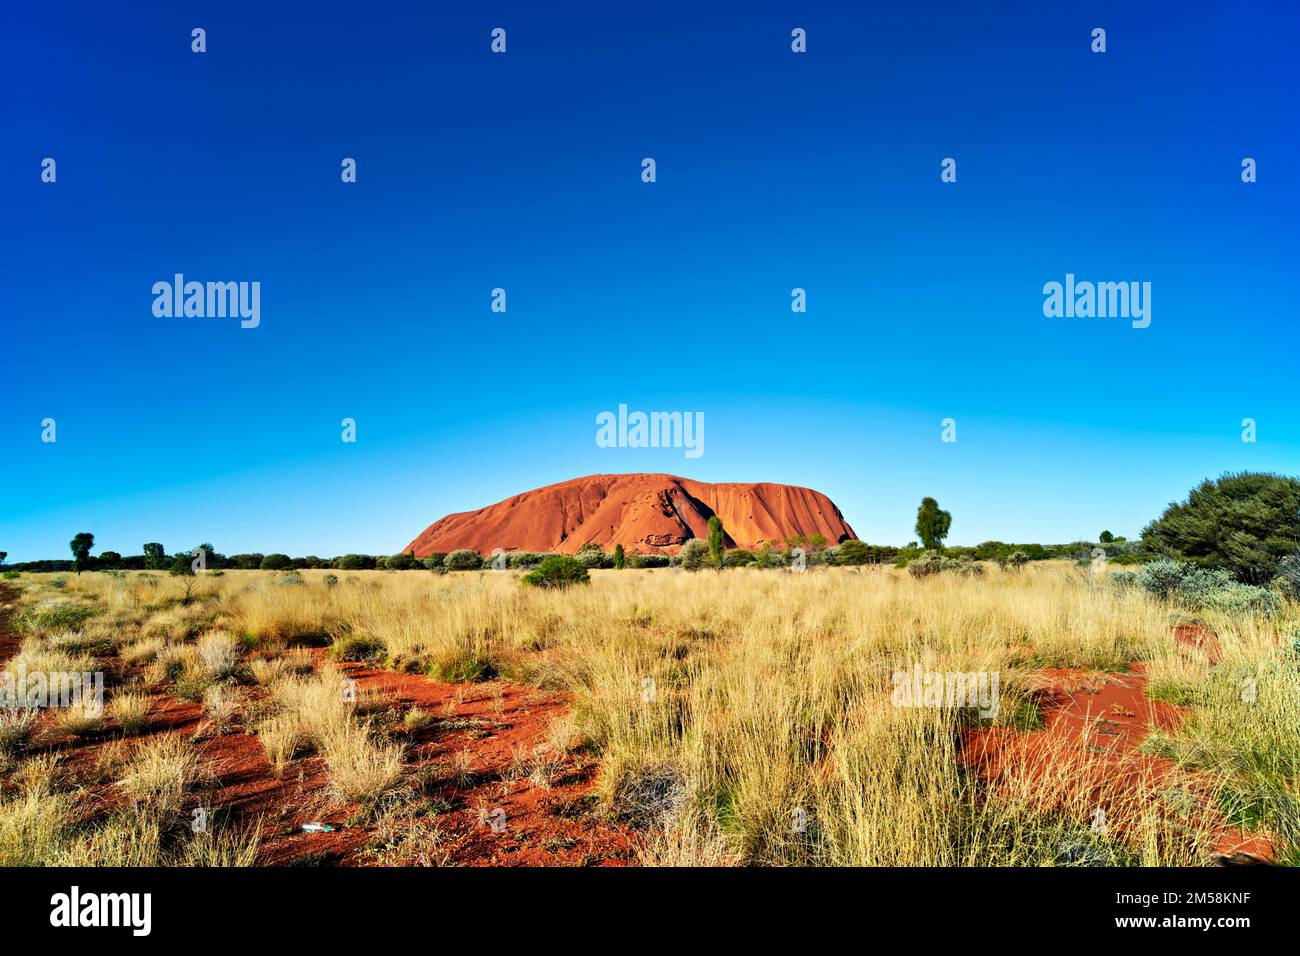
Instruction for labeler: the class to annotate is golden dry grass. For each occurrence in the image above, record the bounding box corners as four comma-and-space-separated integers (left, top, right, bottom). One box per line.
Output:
3, 563, 1296, 866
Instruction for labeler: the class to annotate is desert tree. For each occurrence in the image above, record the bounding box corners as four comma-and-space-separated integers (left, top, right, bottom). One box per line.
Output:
168, 550, 199, 603
707, 516, 725, 568
142, 542, 167, 570
613, 544, 626, 570
915, 498, 952, 551
69, 533, 94, 575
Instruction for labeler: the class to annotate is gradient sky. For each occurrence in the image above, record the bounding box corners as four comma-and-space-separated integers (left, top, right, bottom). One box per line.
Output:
2, 1, 1297, 561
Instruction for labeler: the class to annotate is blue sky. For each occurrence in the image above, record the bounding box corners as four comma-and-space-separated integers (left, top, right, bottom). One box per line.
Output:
2, 1, 1297, 561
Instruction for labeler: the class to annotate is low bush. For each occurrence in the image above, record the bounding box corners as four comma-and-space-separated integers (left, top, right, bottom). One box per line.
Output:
197, 632, 241, 681
680, 540, 710, 572
906, 552, 984, 578
330, 630, 386, 662
118, 735, 201, 818
108, 693, 151, 735
906, 551, 944, 578
521, 555, 589, 590
320, 724, 406, 806
444, 550, 483, 571
1136, 558, 1280, 616
56, 695, 104, 738
722, 548, 755, 568
0, 709, 38, 758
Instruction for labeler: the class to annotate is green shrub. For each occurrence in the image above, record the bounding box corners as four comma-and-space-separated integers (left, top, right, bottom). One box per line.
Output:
722, 548, 755, 568
575, 544, 605, 570
520, 555, 589, 589
1137, 558, 1279, 615
903, 551, 980, 577
444, 550, 483, 571
679, 539, 710, 571
335, 554, 377, 571
426, 651, 497, 683
260, 554, 293, 571
507, 552, 545, 570
330, 631, 386, 662
172, 672, 214, 702
1142, 472, 1300, 583
1203, 585, 1280, 616
421, 553, 447, 570
383, 552, 420, 571
906, 551, 944, 578
836, 539, 871, 567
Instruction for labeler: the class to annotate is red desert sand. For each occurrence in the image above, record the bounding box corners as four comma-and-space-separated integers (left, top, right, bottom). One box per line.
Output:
406, 473, 856, 557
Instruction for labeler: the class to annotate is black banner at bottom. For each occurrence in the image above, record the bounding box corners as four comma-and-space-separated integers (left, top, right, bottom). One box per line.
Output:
0, 865, 1282, 941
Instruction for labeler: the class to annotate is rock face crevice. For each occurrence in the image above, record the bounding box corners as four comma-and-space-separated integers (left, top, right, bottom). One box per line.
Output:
405, 473, 856, 556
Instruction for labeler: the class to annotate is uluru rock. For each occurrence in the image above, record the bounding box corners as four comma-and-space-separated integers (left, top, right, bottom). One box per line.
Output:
405, 473, 856, 556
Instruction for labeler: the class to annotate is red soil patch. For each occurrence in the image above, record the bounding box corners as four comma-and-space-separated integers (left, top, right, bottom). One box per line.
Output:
960, 665, 1274, 864
1173, 622, 1221, 663
406, 472, 856, 556
1, 586, 633, 866
31, 665, 633, 865
245, 659, 636, 866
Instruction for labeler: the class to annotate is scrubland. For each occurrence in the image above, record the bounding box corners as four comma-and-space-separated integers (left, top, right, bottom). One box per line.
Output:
1, 563, 1295, 866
